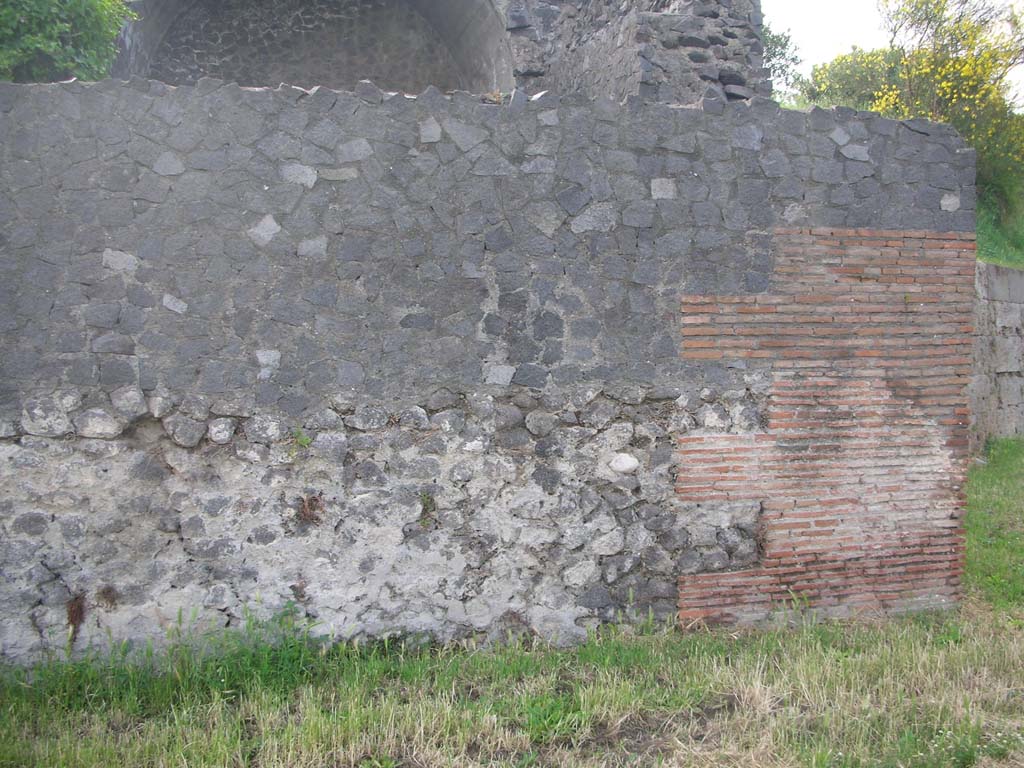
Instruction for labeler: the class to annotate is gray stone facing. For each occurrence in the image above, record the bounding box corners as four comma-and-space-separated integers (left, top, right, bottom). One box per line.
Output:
0, 75, 976, 663
973, 262, 1024, 447
0, 386, 768, 661
142, 0, 473, 94
500, 0, 771, 107
73, 408, 124, 439
115, 0, 763, 108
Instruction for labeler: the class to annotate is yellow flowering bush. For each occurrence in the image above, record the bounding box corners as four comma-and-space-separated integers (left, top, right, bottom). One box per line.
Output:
802, 0, 1024, 209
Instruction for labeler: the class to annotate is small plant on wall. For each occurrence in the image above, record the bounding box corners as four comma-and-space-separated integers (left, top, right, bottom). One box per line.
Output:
0, 0, 134, 82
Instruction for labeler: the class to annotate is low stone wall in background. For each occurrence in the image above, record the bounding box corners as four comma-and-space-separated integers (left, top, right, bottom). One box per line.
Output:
973, 262, 1024, 447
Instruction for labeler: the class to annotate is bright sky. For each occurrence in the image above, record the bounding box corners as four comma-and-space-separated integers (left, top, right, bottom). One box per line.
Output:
760, 0, 890, 75
760, 0, 1024, 102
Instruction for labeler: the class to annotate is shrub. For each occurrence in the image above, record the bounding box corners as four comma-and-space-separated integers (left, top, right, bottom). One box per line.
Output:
0, 0, 133, 83
800, 0, 1024, 213
762, 22, 803, 91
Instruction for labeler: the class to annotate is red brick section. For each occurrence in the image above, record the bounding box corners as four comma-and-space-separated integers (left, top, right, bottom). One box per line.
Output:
677, 228, 977, 625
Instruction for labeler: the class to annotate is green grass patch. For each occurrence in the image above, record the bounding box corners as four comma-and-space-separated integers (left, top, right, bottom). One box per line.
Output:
978, 194, 1024, 268
5, 614, 1022, 767
2, 443, 1024, 767
966, 439, 1024, 609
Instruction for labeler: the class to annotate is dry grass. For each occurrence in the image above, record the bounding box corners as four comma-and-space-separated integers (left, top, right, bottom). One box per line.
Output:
2, 441, 1024, 768
3, 605, 1021, 768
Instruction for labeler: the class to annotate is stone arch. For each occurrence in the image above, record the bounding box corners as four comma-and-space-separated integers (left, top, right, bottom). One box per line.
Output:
113, 0, 514, 94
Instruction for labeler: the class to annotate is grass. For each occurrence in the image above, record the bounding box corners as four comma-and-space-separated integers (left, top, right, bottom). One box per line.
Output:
978, 194, 1024, 268
966, 440, 1024, 609
2, 443, 1024, 768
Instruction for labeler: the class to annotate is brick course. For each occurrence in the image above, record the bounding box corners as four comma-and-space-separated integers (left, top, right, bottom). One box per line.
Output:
677, 228, 976, 624
0, 74, 977, 661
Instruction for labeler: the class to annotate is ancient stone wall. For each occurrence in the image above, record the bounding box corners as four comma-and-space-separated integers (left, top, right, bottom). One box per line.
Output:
116, 0, 517, 94
0, 76, 975, 662
678, 229, 975, 623
146, 0, 470, 93
114, 0, 767, 105
509, 0, 769, 106
972, 262, 1024, 446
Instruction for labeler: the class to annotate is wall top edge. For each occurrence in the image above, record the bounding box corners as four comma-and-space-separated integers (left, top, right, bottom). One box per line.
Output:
976, 260, 1024, 278
0, 76, 970, 144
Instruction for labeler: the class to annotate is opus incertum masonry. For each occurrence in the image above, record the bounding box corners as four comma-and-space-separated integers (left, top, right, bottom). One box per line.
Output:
0, 0, 984, 662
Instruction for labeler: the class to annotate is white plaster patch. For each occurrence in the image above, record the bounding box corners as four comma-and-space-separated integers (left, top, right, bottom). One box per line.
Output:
608, 453, 640, 474
591, 529, 626, 556
783, 203, 808, 223
484, 364, 516, 386
256, 349, 281, 381
110, 385, 148, 418
208, 418, 236, 445
562, 561, 599, 588
829, 126, 851, 146
153, 151, 185, 176
651, 178, 677, 199
419, 117, 442, 143
162, 294, 188, 314
102, 248, 138, 272
570, 202, 618, 234
280, 163, 317, 188
298, 236, 328, 258
247, 215, 280, 247
73, 408, 123, 439
840, 144, 870, 161
319, 167, 359, 181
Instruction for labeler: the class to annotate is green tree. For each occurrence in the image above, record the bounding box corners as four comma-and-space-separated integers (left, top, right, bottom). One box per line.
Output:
0, 0, 133, 82
762, 23, 803, 90
875, 0, 1024, 205
802, 47, 904, 110
802, 0, 1024, 211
